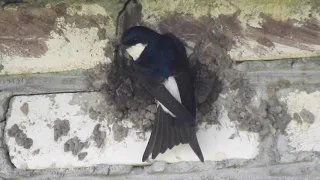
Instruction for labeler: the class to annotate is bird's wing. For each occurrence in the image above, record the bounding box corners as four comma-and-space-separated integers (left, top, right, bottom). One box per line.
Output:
142, 72, 204, 162
174, 71, 196, 117
142, 71, 204, 162
174, 71, 204, 162
134, 36, 196, 126
129, 66, 196, 126
142, 105, 191, 161
141, 79, 196, 126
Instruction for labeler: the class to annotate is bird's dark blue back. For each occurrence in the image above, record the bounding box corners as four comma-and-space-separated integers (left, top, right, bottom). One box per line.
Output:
134, 33, 196, 117
134, 35, 177, 79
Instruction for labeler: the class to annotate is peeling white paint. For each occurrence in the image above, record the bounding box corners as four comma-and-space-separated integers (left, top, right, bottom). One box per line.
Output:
5, 93, 260, 170
141, 0, 316, 23
0, 17, 110, 75
66, 4, 108, 16
229, 39, 320, 61
245, 16, 264, 28
282, 90, 320, 152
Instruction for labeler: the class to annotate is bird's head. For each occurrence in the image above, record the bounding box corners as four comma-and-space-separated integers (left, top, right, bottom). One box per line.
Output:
121, 26, 159, 61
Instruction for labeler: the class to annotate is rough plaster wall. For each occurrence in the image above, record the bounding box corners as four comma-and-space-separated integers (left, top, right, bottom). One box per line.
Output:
0, 0, 319, 179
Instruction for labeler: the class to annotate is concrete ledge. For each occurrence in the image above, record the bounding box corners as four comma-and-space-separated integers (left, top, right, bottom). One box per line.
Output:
139, 0, 320, 61
7, 161, 320, 180
0, 4, 112, 75
0, 1, 319, 77
0, 59, 320, 179
4, 92, 259, 169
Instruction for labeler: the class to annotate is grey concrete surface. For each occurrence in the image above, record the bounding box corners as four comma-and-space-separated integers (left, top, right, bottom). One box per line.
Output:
0, 58, 320, 179
5, 161, 320, 180
0, 71, 95, 94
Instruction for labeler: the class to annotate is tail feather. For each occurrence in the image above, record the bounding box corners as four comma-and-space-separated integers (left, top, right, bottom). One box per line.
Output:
173, 126, 180, 146
151, 107, 164, 159
160, 115, 169, 153
168, 126, 175, 149
142, 108, 160, 162
189, 127, 204, 162
180, 125, 189, 144
142, 106, 204, 162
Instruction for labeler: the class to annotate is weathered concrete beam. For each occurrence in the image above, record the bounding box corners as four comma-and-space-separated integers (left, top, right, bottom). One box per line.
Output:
1, 58, 319, 171
5, 92, 259, 169
0, 72, 92, 94
10, 162, 320, 180
138, 0, 320, 61
0, 3, 114, 75
0, 0, 319, 76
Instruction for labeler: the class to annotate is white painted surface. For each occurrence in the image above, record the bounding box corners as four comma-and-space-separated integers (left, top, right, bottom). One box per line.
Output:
66, 4, 108, 16
1, 6, 110, 75
5, 93, 260, 170
282, 90, 320, 152
229, 39, 320, 61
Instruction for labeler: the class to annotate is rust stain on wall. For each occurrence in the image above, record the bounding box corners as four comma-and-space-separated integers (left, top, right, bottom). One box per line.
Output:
158, 13, 211, 43
215, 12, 320, 51
247, 13, 320, 50
218, 11, 243, 38
146, 10, 319, 59
0, 8, 57, 58
0, 5, 110, 59
256, 37, 275, 48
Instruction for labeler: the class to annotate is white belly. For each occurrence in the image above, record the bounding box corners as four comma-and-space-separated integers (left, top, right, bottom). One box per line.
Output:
156, 76, 181, 117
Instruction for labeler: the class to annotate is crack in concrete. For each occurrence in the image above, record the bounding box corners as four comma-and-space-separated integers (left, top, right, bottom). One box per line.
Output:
0, 72, 94, 93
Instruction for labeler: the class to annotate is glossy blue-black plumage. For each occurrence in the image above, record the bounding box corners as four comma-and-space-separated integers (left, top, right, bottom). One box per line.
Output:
136, 35, 177, 78
121, 26, 159, 46
121, 26, 204, 162
121, 26, 177, 78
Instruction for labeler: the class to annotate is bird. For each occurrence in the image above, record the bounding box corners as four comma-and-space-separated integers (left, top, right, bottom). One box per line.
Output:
120, 26, 204, 162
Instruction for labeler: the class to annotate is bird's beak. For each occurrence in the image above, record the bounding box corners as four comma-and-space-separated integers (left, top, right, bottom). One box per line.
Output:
118, 44, 135, 71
